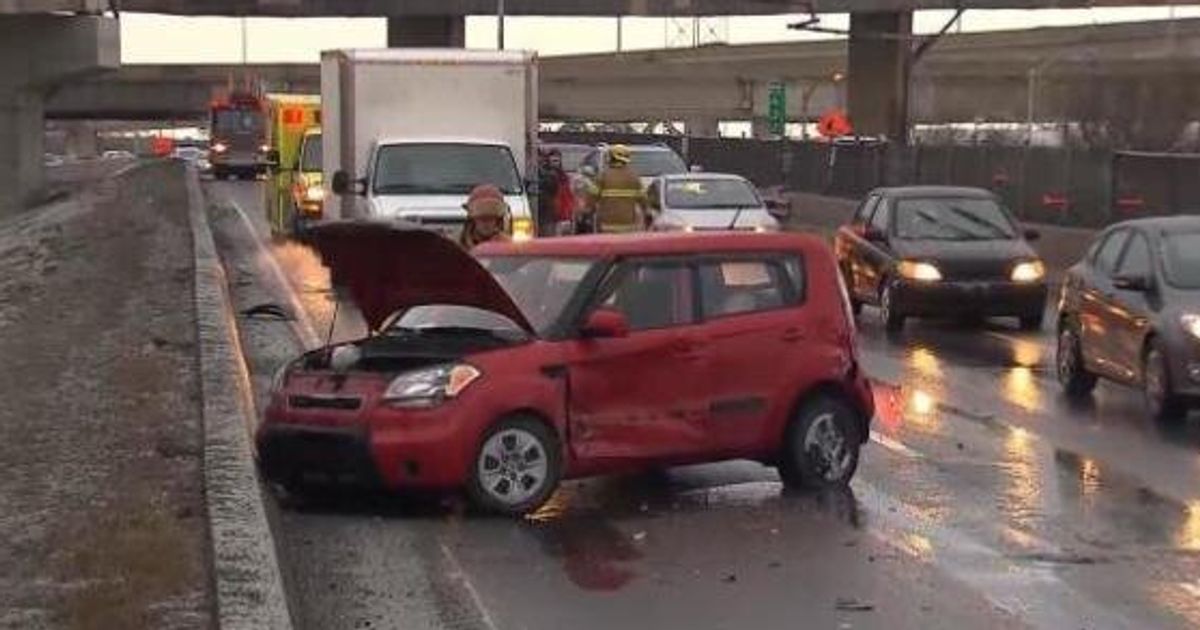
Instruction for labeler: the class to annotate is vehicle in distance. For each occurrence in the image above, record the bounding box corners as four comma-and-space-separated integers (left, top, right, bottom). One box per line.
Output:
324, 49, 537, 241
262, 93, 322, 237
647, 173, 782, 233
1057, 216, 1200, 423
101, 150, 135, 160
43, 153, 64, 167
257, 226, 873, 516
580, 143, 689, 186
834, 186, 1048, 332
209, 90, 269, 180
539, 142, 591, 175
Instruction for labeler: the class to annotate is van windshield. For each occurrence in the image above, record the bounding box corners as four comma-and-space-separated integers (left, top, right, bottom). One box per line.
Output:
373, 143, 523, 196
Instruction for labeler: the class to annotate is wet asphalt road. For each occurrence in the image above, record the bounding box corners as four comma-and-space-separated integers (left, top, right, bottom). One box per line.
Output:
206, 180, 1200, 630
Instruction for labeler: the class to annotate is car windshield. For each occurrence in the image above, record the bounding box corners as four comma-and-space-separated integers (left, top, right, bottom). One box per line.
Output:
477, 256, 597, 335
894, 197, 1017, 241
386, 305, 527, 339
299, 133, 322, 172
1162, 232, 1200, 289
665, 179, 761, 209
373, 143, 522, 196
628, 149, 687, 178
213, 109, 263, 134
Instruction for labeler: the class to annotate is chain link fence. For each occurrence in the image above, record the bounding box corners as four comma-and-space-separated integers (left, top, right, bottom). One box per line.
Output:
541, 132, 1200, 229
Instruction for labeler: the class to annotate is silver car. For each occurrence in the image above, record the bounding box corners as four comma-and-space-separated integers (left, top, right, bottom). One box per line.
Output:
647, 173, 782, 233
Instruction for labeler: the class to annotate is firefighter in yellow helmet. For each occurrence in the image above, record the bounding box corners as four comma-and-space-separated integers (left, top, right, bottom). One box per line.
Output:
460, 184, 512, 250
583, 144, 647, 234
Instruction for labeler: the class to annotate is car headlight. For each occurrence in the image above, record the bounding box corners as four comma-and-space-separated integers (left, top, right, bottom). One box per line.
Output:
383, 364, 481, 408
1011, 260, 1046, 283
303, 184, 325, 202
1182, 314, 1200, 340
898, 260, 943, 282
260, 144, 271, 153
212, 142, 228, 154
512, 217, 534, 242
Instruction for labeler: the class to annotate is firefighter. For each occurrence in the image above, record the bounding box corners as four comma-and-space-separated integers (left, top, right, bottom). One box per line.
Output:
459, 184, 512, 249
584, 144, 647, 234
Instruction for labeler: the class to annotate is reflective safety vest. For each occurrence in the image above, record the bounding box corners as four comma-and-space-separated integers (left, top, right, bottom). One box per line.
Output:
590, 165, 645, 233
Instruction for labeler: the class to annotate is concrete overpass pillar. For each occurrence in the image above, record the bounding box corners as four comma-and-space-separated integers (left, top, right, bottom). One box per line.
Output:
0, 15, 117, 216
847, 12, 912, 144
63, 121, 99, 159
387, 16, 466, 47
685, 116, 720, 138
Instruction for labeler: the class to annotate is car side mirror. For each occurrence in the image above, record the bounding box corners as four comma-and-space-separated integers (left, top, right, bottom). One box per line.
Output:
1113, 274, 1153, 292
863, 226, 888, 242
331, 171, 366, 196
1023, 228, 1041, 241
580, 308, 629, 339
765, 198, 791, 217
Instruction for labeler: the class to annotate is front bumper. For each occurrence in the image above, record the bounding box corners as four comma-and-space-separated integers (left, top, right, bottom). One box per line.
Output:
892, 279, 1047, 318
257, 402, 477, 491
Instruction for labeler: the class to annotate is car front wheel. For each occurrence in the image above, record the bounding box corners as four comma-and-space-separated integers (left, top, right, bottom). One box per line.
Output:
467, 416, 562, 516
879, 279, 905, 333
779, 396, 862, 490
1144, 341, 1187, 424
1057, 323, 1098, 398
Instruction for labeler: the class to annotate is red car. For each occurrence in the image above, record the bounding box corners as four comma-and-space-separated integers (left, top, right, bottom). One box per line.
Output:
256, 224, 874, 515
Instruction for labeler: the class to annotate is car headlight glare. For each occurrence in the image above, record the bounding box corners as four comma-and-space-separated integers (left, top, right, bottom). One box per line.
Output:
1181, 314, 1200, 340
304, 184, 325, 202
898, 260, 943, 282
212, 142, 228, 153
512, 217, 534, 242
383, 364, 481, 408
1011, 260, 1046, 283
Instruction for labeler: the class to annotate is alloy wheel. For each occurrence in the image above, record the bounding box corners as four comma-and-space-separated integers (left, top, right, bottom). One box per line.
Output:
477, 428, 550, 508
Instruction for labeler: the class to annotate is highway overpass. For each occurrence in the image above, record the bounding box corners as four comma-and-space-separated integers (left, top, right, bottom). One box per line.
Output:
47, 18, 1200, 146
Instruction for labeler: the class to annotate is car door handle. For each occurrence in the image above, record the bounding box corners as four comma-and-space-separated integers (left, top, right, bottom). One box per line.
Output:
781, 328, 807, 343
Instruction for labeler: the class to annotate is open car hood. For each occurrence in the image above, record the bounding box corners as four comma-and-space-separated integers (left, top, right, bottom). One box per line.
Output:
307, 222, 534, 335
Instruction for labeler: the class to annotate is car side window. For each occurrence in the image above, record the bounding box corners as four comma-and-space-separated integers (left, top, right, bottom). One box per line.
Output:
1116, 233, 1152, 279
1093, 229, 1130, 277
597, 261, 695, 331
869, 199, 891, 233
699, 258, 797, 319
854, 195, 879, 225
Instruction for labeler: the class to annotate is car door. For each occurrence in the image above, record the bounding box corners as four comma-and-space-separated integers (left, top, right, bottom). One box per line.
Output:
1079, 228, 1132, 379
835, 194, 879, 301
1106, 230, 1156, 381
858, 196, 895, 302
695, 255, 807, 457
566, 257, 710, 464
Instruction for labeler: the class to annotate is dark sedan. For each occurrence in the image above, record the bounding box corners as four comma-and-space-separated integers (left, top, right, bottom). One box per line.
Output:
834, 186, 1048, 332
1056, 216, 1200, 423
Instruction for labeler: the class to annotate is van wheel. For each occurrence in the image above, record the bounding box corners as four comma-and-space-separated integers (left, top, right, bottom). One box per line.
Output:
1057, 323, 1097, 398
467, 416, 562, 516
1144, 340, 1187, 424
778, 396, 862, 490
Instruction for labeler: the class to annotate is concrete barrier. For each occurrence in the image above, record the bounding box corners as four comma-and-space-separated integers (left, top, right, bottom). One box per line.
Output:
785, 191, 1098, 275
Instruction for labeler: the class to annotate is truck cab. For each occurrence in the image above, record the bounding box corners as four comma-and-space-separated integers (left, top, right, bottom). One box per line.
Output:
334, 137, 535, 242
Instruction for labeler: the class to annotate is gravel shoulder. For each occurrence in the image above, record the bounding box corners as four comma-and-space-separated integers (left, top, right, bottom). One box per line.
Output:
0, 161, 213, 629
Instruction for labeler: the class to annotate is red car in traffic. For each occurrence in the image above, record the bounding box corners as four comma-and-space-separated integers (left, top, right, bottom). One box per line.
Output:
256, 225, 874, 515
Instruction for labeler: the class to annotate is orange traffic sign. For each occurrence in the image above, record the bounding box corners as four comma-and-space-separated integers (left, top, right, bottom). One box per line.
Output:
817, 109, 853, 139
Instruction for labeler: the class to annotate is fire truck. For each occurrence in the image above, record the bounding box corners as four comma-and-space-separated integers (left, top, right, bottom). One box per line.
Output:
208, 90, 268, 179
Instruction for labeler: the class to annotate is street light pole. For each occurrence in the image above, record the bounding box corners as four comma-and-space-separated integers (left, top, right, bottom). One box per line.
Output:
497, 0, 506, 50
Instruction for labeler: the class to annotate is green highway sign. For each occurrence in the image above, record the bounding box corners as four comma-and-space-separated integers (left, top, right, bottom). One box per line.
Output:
767, 81, 787, 137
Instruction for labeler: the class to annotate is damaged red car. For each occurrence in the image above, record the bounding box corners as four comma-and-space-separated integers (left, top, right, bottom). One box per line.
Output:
256, 225, 874, 516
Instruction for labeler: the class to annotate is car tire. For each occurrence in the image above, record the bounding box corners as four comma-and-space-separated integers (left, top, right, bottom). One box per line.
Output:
778, 395, 862, 491
1020, 312, 1045, 331
879, 279, 905, 333
467, 416, 562, 516
1144, 340, 1187, 424
1057, 322, 1098, 398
